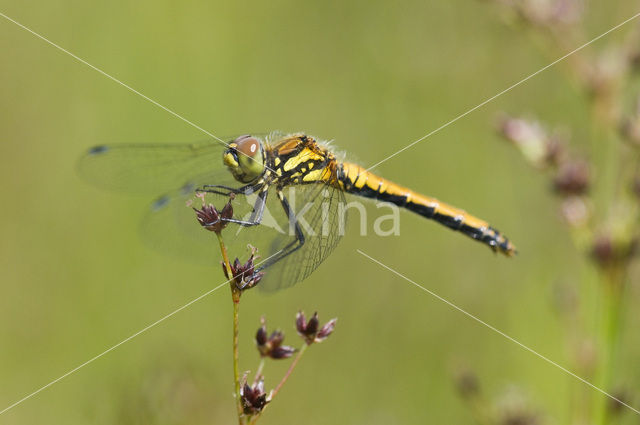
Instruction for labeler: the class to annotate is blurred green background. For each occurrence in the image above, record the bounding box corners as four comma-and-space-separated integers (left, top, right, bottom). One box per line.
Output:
1, 1, 639, 424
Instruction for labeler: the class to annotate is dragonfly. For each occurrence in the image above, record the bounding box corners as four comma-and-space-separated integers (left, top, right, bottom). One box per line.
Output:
79, 132, 516, 291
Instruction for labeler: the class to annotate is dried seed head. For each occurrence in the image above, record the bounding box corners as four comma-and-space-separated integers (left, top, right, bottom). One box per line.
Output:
574, 338, 597, 375
590, 232, 638, 270
193, 194, 234, 233
543, 133, 567, 166
498, 116, 549, 167
194, 203, 224, 232
221, 193, 235, 220
256, 320, 268, 347
585, 48, 627, 100
559, 196, 590, 228
255, 317, 296, 360
553, 159, 590, 196
497, 115, 570, 169
495, 387, 541, 425
240, 376, 269, 415
514, 0, 583, 27
316, 319, 337, 342
629, 47, 640, 74
548, 0, 584, 25
454, 368, 481, 400
296, 311, 337, 345
223, 248, 264, 291
608, 387, 631, 417
591, 234, 615, 266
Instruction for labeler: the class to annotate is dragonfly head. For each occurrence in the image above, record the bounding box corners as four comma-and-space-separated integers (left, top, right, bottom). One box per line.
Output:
223, 135, 266, 183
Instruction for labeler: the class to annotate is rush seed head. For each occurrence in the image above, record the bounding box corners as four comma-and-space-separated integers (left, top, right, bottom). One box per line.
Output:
256, 317, 296, 359
295, 311, 337, 345
553, 159, 591, 196
222, 250, 264, 291
193, 193, 234, 233
240, 375, 269, 415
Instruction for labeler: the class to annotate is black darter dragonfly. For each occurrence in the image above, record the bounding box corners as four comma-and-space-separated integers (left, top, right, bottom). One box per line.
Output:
79, 132, 515, 291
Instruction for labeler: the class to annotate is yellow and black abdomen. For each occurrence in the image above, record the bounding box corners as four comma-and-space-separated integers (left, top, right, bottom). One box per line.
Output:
336, 162, 516, 256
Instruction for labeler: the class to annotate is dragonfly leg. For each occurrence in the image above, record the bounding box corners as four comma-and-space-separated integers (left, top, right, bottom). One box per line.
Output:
196, 183, 267, 226
252, 189, 305, 278
223, 187, 268, 227
198, 183, 259, 196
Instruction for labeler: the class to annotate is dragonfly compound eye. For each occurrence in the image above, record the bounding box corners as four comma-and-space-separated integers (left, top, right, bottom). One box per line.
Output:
224, 135, 265, 183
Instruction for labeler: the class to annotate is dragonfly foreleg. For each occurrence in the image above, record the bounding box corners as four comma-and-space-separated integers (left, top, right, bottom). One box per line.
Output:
253, 189, 305, 276
223, 187, 268, 227
196, 183, 267, 226
197, 183, 254, 196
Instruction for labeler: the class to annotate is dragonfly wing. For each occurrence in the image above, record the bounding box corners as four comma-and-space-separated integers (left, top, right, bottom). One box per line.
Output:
138, 181, 297, 269
139, 182, 218, 264
257, 183, 347, 292
138, 180, 346, 292
77, 139, 238, 194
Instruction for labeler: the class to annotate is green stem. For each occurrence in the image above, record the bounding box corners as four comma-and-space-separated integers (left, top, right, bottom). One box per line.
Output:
253, 358, 265, 385
595, 266, 624, 425
232, 291, 242, 424
466, 395, 494, 425
271, 344, 308, 398
217, 232, 244, 425
248, 344, 309, 425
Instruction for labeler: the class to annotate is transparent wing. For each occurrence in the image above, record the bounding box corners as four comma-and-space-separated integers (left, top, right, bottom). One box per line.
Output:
78, 131, 347, 290
136, 180, 345, 292
137, 180, 295, 267
78, 138, 239, 194
258, 183, 347, 292
138, 181, 277, 263
139, 182, 224, 264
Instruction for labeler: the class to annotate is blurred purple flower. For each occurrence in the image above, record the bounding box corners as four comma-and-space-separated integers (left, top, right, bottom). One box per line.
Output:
296, 311, 337, 345
498, 115, 560, 168
240, 376, 269, 415
193, 194, 234, 233
553, 159, 590, 196
256, 317, 296, 359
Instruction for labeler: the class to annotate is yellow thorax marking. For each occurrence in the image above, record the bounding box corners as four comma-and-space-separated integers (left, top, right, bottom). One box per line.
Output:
283, 148, 323, 172
302, 169, 323, 182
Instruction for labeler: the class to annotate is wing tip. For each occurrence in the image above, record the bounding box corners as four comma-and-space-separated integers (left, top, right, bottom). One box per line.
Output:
87, 145, 109, 155
151, 195, 170, 211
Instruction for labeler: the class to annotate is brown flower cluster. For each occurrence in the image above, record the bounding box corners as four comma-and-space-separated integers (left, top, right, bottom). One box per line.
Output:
223, 252, 264, 291
453, 368, 542, 425
295, 311, 337, 345
485, 3, 640, 424
498, 115, 591, 227
193, 193, 234, 233
192, 191, 339, 423
255, 317, 296, 360
240, 376, 269, 415
238, 311, 337, 420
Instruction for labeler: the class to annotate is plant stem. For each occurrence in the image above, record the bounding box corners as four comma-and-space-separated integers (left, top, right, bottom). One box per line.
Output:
253, 358, 265, 385
272, 343, 308, 398
465, 395, 494, 425
594, 266, 625, 425
217, 232, 244, 425
232, 290, 242, 425
248, 344, 309, 425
